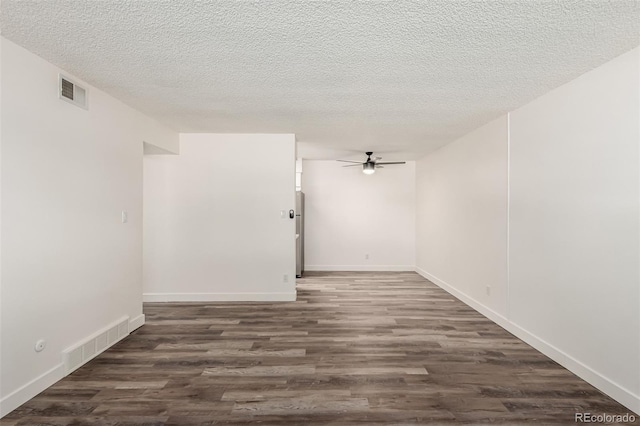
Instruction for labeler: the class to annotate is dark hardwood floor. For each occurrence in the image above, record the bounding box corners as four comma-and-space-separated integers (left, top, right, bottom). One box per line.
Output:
2, 271, 636, 425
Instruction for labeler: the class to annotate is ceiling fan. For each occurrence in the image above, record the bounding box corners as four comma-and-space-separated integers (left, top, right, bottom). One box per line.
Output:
337, 152, 406, 175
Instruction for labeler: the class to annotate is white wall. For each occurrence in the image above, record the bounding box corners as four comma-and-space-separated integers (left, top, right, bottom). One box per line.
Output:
143, 133, 296, 301
416, 116, 508, 314
0, 33, 3, 413
0, 37, 178, 416
303, 160, 415, 271
508, 47, 639, 410
416, 47, 640, 413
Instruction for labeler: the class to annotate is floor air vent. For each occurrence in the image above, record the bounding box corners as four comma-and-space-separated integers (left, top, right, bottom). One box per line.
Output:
62, 316, 129, 375
59, 74, 87, 109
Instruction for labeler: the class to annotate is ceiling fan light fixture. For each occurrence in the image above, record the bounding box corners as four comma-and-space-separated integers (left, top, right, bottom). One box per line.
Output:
337, 152, 405, 173
362, 162, 376, 175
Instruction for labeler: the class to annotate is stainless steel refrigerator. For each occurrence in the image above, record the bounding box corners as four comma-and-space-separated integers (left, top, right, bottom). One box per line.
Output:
296, 191, 305, 278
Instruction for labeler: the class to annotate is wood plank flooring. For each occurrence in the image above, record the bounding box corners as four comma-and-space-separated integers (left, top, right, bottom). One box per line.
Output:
2, 271, 636, 425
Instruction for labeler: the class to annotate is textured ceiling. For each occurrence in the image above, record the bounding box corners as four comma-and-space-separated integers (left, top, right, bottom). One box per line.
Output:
2, 1, 639, 160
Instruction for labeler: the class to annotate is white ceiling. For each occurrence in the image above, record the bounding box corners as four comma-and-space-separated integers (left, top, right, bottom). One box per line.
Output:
1, 1, 639, 160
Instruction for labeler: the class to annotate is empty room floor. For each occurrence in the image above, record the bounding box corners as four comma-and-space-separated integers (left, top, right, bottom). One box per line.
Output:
1, 272, 634, 425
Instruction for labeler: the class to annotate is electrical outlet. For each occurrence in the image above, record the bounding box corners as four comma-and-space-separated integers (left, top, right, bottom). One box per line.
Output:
121, 210, 128, 223
283, 274, 289, 283
486, 286, 491, 296
365, 254, 370, 260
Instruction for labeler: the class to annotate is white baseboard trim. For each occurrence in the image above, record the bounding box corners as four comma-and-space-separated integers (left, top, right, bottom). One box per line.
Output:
0, 364, 64, 418
143, 292, 297, 302
415, 267, 640, 415
129, 314, 145, 331
305, 265, 415, 272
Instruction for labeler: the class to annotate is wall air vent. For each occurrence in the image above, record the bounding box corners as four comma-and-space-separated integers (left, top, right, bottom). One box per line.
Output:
62, 316, 129, 375
59, 74, 88, 109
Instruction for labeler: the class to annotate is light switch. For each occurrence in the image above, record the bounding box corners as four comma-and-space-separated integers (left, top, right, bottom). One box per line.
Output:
280, 210, 286, 219
121, 210, 128, 223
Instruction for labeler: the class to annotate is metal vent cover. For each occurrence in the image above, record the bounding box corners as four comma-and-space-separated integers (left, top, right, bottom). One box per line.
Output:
59, 74, 87, 109
61, 77, 74, 100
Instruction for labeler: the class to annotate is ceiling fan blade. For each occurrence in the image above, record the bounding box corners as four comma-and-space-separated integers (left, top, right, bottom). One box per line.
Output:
336, 160, 364, 164
342, 164, 363, 167
375, 165, 384, 168
372, 156, 382, 162
375, 161, 406, 165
